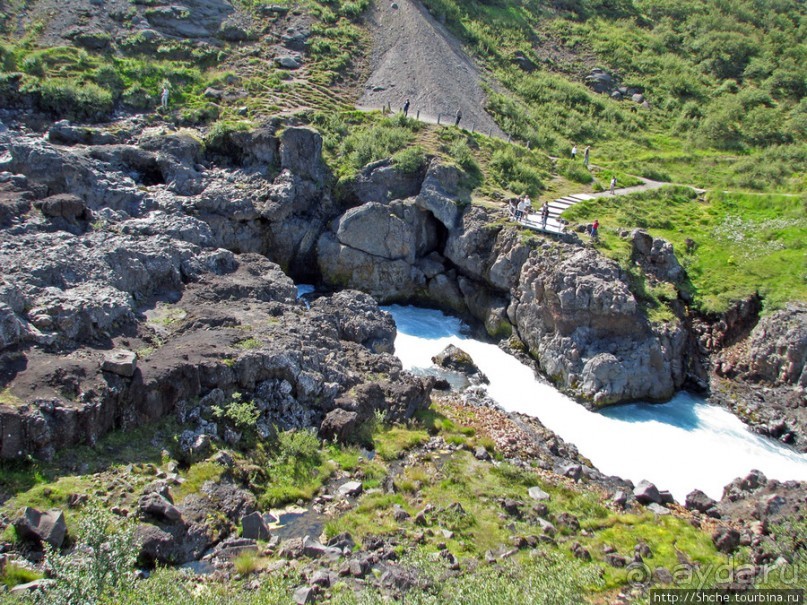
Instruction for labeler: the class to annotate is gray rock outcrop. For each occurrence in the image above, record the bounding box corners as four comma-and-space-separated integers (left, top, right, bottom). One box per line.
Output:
509, 244, 686, 404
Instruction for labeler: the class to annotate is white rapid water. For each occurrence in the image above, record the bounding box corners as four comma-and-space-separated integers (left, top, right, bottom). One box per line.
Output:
385, 304, 807, 502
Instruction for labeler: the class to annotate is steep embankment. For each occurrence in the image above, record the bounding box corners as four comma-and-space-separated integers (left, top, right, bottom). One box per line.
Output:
358, 0, 504, 137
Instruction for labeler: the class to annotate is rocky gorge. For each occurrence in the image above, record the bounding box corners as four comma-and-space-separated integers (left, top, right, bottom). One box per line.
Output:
1, 113, 804, 460
0, 110, 805, 600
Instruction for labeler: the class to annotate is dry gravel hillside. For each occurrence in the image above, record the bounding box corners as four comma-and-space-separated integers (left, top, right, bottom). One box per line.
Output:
358, 0, 504, 136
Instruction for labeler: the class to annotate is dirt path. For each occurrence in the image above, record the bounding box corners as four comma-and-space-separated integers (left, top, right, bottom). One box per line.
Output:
358, 0, 505, 138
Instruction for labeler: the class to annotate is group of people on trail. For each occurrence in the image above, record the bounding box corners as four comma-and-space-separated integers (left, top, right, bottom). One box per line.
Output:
509, 196, 553, 230
511, 194, 531, 221
399, 99, 462, 127
571, 144, 591, 167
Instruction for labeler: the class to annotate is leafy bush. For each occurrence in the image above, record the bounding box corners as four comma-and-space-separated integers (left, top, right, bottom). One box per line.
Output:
489, 146, 545, 195
259, 428, 327, 507
392, 145, 426, 174
120, 85, 154, 111
557, 158, 593, 184
338, 119, 416, 174
212, 392, 260, 446
37, 80, 114, 122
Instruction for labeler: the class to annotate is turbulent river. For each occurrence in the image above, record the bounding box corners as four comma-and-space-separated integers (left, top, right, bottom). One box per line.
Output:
384, 304, 807, 502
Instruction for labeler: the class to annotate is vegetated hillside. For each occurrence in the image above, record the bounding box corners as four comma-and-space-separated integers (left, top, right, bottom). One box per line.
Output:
420, 0, 806, 192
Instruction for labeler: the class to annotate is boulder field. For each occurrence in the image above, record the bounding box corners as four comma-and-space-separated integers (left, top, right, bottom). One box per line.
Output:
0, 115, 805, 459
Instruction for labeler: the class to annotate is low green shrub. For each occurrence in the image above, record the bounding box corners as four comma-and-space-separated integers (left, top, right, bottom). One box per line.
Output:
557, 158, 593, 184
392, 145, 426, 174
37, 80, 114, 121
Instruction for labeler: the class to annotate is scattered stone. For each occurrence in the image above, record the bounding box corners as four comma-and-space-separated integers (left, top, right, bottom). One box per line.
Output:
570, 542, 591, 561
392, 505, 410, 521
241, 511, 271, 541
658, 490, 675, 505
275, 56, 301, 69
536, 518, 556, 536
293, 586, 315, 605
647, 503, 671, 516
320, 409, 359, 444
309, 570, 331, 588
338, 481, 363, 498
102, 349, 138, 377
634, 480, 662, 505
139, 491, 181, 522
561, 464, 582, 481
556, 512, 580, 533
605, 553, 628, 568
612, 490, 628, 507
712, 527, 741, 554
685, 489, 718, 514
474, 446, 491, 461
213, 537, 258, 559
302, 536, 342, 560
349, 558, 370, 578
654, 567, 674, 584
500, 498, 523, 518
528, 486, 550, 501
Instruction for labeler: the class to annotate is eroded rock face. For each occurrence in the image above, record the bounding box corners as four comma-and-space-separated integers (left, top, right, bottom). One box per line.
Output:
746, 305, 807, 387
509, 243, 686, 404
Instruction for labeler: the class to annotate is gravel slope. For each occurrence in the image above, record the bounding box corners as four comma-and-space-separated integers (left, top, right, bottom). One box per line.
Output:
358, 0, 505, 138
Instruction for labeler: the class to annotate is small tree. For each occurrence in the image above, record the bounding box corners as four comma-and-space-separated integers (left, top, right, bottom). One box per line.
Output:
36, 507, 138, 605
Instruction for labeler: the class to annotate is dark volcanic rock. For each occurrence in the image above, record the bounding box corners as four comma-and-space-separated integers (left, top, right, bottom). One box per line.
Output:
14, 507, 67, 548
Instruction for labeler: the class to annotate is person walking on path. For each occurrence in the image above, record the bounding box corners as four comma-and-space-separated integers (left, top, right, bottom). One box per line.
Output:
583, 146, 590, 167
571, 145, 577, 160
160, 85, 169, 110
610, 176, 617, 195
540, 202, 550, 229
516, 196, 528, 222
455, 108, 462, 127
403, 99, 410, 117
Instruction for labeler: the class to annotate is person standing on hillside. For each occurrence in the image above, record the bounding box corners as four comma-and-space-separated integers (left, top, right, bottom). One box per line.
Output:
403, 99, 410, 117
583, 146, 590, 167
571, 145, 577, 160
610, 176, 617, 195
590, 219, 599, 240
455, 108, 462, 127
160, 85, 169, 110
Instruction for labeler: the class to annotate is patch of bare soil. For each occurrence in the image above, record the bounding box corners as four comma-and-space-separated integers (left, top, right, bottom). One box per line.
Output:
358, 0, 504, 137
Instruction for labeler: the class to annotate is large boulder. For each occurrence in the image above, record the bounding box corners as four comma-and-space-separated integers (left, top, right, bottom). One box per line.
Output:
14, 507, 67, 548
316, 199, 442, 301
630, 230, 684, 284
320, 408, 360, 444
415, 160, 469, 230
